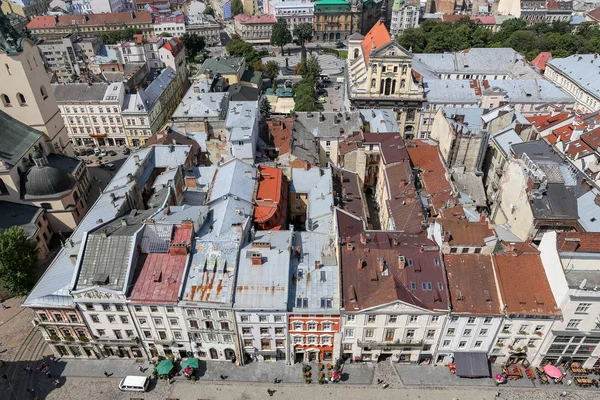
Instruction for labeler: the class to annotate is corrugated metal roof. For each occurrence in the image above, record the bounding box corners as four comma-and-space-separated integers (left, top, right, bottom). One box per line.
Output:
206, 159, 256, 204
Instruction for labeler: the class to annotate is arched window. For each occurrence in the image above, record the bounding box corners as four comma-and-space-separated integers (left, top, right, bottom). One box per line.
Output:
1, 94, 11, 107
5, 64, 10, 75
353, 48, 359, 59
17, 93, 26, 106
371, 79, 376, 88
372, 64, 377, 73
402, 65, 407, 75
400, 79, 406, 89
40, 86, 48, 100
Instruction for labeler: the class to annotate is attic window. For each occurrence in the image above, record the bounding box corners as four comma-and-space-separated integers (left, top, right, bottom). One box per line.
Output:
410, 282, 416, 290
320, 298, 333, 308
422, 282, 432, 291
434, 258, 440, 266
296, 297, 308, 308
297, 269, 304, 278
407, 259, 414, 267
320, 271, 326, 282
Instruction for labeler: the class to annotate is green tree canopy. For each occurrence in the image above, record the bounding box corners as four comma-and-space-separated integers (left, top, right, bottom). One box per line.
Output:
180, 33, 206, 63
101, 27, 142, 45
264, 60, 280, 82
293, 56, 321, 112
271, 20, 292, 55
0, 226, 38, 296
260, 97, 271, 118
226, 34, 259, 63
231, 0, 244, 16
294, 23, 313, 46
204, 5, 215, 16
299, 55, 321, 83
395, 17, 600, 59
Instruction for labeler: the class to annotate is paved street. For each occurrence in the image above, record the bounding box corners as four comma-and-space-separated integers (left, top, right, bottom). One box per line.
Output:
262, 53, 345, 76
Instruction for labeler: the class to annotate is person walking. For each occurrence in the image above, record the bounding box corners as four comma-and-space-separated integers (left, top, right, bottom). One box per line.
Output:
494, 391, 500, 398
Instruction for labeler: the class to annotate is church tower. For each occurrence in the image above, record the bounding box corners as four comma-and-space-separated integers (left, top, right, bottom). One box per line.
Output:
0, 1, 71, 155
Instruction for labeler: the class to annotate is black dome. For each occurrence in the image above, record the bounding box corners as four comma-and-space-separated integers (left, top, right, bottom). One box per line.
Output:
25, 165, 75, 197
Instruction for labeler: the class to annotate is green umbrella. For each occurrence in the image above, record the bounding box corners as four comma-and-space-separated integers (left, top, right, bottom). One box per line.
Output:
156, 359, 174, 375
181, 358, 199, 369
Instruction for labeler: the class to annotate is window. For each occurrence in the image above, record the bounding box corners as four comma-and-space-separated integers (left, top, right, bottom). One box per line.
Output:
244, 339, 253, 348
365, 328, 374, 338
322, 322, 332, 331
294, 336, 303, 344
218, 311, 227, 319
207, 333, 217, 342
409, 315, 418, 323
344, 328, 355, 338
149, 306, 158, 313
320, 298, 333, 308
260, 327, 269, 335
483, 317, 492, 324
308, 322, 317, 331
205, 321, 214, 329
189, 320, 199, 329
40, 86, 48, 100
97, 329, 106, 336
467, 317, 476, 324
431, 316, 440, 323
259, 315, 267, 322
426, 329, 435, 339
53, 313, 63, 322
107, 315, 116, 323
158, 331, 167, 340
479, 329, 488, 337
274, 315, 283, 323
1, 94, 10, 107
519, 324, 528, 333
422, 282, 432, 290
221, 321, 230, 330
102, 304, 111, 311
535, 325, 544, 333
120, 316, 129, 324
275, 327, 284, 336
450, 316, 459, 323
170, 319, 179, 327
223, 334, 232, 342
463, 329, 472, 337
405, 329, 415, 339
17, 93, 26, 106
203, 310, 212, 318
321, 336, 332, 345
442, 340, 451, 348
307, 336, 317, 344
134, 305, 142, 312
125, 330, 134, 337
447, 328, 456, 336
503, 324, 511, 332
174, 331, 183, 340
5, 64, 10, 75
296, 298, 309, 308
567, 319, 581, 330
343, 343, 352, 350
410, 282, 417, 290
293, 322, 303, 330
458, 341, 467, 348
261, 339, 271, 349
68, 314, 78, 323
474, 341, 483, 348
575, 303, 592, 314
389, 315, 397, 324
240, 315, 250, 323
367, 315, 376, 323
346, 315, 356, 323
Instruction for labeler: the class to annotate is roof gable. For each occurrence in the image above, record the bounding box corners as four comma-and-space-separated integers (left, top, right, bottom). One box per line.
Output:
361, 20, 392, 64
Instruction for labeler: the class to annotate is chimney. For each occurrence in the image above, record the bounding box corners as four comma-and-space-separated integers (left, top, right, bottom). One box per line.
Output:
359, 233, 366, 244
392, 237, 399, 246
244, 170, 253, 179
345, 243, 354, 251
398, 255, 406, 269
357, 257, 364, 270
506, 242, 515, 253
319, 112, 325, 122
250, 252, 262, 266
348, 285, 357, 302
169, 242, 189, 255
314, 260, 321, 270
184, 175, 196, 188
134, 154, 140, 165
345, 236, 351, 244
443, 231, 450, 243
377, 257, 385, 272
69, 254, 78, 266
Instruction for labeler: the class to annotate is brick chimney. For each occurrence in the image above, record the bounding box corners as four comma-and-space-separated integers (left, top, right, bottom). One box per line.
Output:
357, 257, 364, 270
184, 176, 196, 188
377, 257, 385, 272
314, 261, 321, 269
250, 252, 263, 266
360, 233, 366, 244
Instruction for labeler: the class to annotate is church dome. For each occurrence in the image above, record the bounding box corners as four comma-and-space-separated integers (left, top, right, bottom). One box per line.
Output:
25, 165, 75, 197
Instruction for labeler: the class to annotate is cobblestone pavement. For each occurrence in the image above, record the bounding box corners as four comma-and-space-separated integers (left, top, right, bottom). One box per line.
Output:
0, 297, 53, 400
44, 378, 600, 400
373, 359, 404, 388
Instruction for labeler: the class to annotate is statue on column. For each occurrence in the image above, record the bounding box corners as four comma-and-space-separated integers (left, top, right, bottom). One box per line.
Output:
0, 0, 27, 54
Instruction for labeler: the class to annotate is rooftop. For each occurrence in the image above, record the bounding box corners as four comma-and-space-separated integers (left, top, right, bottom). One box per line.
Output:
384, 160, 424, 233
172, 90, 228, 120
547, 54, 600, 100
0, 110, 42, 170
234, 230, 293, 310
206, 159, 256, 205
254, 166, 287, 229
0, 201, 43, 239
337, 210, 448, 312
360, 20, 391, 64
52, 83, 110, 102
267, 118, 292, 155
27, 11, 153, 30
493, 245, 561, 317
226, 101, 258, 142
234, 14, 276, 23
197, 56, 245, 77
440, 219, 494, 246
360, 109, 399, 133
444, 254, 501, 315
294, 111, 361, 138
289, 231, 339, 313
332, 167, 368, 222
442, 107, 485, 136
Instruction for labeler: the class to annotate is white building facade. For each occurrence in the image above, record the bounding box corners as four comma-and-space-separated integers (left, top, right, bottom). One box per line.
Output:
390, 3, 419, 36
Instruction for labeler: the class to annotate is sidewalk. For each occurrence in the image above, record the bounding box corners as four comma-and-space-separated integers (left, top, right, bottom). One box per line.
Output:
50, 358, 374, 385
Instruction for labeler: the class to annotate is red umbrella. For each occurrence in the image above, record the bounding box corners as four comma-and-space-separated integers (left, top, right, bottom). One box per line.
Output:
543, 365, 562, 379
183, 366, 193, 375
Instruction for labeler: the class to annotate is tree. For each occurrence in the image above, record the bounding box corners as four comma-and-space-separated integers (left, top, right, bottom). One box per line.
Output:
260, 97, 271, 118
0, 226, 38, 296
226, 35, 259, 63
231, 0, 244, 16
159, 32, 171, 37
264, 60, 280, 82
180, 33, 206, 63
271, 20, 292, 55
293, 81, 317, 112
299, 55, 321, 83
294, 23, 313, 60
204, 5, 215, 16
101, 27, 142, 45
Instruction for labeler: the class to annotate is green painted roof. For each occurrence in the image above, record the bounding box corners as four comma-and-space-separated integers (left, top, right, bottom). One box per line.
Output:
314, 0, 351, 12
392, 0, 404, 12
0, 109, 42, 169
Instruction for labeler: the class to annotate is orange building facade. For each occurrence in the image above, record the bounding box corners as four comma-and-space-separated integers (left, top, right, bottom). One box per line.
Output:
288, 314, 341, 363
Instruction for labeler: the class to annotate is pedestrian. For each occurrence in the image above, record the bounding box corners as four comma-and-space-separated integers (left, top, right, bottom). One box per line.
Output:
567, 379, 572, 386
45, 372, 51, 379
494, 391, 500, 398
53, 378, 59, 387
1, 304, 7, 309
103, 371, 109, 377
27, 388, 35, 393
560, 391, 568, 397
138, 365, 143, 372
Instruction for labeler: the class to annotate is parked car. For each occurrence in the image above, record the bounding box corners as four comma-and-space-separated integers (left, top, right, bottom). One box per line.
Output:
93, 148, 101, 155
336, 41, 345, 49
122, 148, 130, 155
73, 150, 80, 157
105, 163, 115, 171
317, 97, 327, 104
99, 151, 108, 157
85, 148, 94, 156
108, 150, 117, 156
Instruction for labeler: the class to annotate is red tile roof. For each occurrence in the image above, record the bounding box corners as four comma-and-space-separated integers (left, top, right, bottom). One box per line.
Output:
558, 232, 600, 252
129, 253, 188, 303
440, 219, 494, 246
406, 141, 454, 214
337, 210, 448, 312
565, 139, 593, 160
493, 245, 561, 317
254, 166, 288, 230
267, 118, 292, 155
588, 7, 600, 22
470, 15, 495, 24
234, 14, 276, 24
531, 51, 552, 72
363, 132, 410, 164
581, 127, 600, 150
162, 37, 184, 57
444, 255, 501, 315
526, 112, 571, 131
26, 15, 57, 29
361, 20, 391, 64
28, 11, 152, 30
332, 167, 368, 223
384, 160, 424, 234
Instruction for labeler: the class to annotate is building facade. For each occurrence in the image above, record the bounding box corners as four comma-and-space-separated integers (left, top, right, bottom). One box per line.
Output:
313, 0, 358, 43
233, 14, 276, 44
390, 0, 419, 36
545, 55, 600, 113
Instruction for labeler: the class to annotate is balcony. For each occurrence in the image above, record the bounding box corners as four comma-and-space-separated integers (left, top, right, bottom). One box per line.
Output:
357, 339, 423, 349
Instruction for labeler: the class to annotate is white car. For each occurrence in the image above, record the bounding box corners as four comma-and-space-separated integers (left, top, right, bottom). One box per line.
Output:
118, 376, 149, 392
